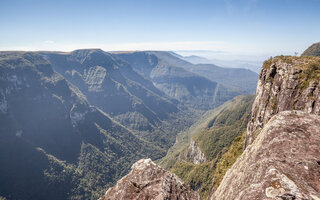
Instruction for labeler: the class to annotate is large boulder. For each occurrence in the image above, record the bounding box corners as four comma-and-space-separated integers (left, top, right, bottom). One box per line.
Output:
100, 159, 200, 200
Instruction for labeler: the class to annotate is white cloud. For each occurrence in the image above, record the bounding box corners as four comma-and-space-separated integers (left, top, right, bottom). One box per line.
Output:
101, 41, 229, 51
0, 40, 297, 60
1, 41, 231, 52
43, 40, 54, 44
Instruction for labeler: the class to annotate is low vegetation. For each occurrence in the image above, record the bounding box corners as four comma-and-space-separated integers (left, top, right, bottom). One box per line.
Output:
171, 161, 215, 200
262, 56, 320, 91
193, 95, 254, 161
212, 131, 245, 189
299, 58, 320, 90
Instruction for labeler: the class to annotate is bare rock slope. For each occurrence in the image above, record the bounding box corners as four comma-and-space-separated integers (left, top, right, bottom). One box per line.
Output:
100, 159, 200, 200
184, 140, 206, 164
211, 110, 320, 200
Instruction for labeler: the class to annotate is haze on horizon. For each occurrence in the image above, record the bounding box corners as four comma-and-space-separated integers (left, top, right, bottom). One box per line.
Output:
1, 0, 320, 61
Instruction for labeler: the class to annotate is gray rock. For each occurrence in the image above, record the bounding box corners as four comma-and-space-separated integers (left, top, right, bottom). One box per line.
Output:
184, 140, 206, 164
246, 57, 320, 147
100, 159, 200, 200
211, 111, 320, 200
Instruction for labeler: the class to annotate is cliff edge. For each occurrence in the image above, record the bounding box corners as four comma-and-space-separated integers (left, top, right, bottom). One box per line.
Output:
246, 56, 320, 147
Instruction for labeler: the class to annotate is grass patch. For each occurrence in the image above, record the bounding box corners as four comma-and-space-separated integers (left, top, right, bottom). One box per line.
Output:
193, 95, 254, 160
171, 161, 215, 200
166, 95, 254, 199
299, 59, 320, 90
263, 56, 320, 91
212, 131, 245, 189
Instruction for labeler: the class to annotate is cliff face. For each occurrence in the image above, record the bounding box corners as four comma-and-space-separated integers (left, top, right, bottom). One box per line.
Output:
211, 54, 320, 200
100, 159, 200, 200
245, 56, 320, 147
211, 110, 320, 200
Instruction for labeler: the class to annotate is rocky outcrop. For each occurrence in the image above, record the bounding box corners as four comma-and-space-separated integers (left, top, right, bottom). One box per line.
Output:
100, 159, 200, 200
245, 56, 320, 147
302, 42, 320, 57
184, 140, 206, 164
211, 110, 320, 200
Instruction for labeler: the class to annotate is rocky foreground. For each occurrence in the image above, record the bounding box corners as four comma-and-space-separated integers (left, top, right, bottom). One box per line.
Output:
100, 159, 200, 200
211, 111, 320, 200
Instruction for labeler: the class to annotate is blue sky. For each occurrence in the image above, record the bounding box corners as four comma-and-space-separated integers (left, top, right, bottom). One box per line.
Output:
1, 0, 320, 60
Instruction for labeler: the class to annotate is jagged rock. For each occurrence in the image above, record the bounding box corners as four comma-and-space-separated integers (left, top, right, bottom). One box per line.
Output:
184, 140, 206, 164
211, 111, 320, 200
100, 159, 200, 200
245, 56, 320, 147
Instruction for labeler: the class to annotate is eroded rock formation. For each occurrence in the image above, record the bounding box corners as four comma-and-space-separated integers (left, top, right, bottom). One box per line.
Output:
100, 159, 200, 200
184, 140, 206, 164
211, 110, 320, 200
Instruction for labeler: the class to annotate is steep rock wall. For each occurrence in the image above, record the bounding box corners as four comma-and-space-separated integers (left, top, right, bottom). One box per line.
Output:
245, 56, 320, 147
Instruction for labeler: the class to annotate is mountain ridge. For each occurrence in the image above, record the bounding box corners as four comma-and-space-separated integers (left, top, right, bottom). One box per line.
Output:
115, 51, 245, 110
0, 52, 164, 199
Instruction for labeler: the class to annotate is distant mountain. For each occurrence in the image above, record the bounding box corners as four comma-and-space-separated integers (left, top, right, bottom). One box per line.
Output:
302, 41, 320, 56
179, 63, 258, 94
115, 51, 242, 110
173, 53, 260, 88
42, 49, 189, 149
174, 53, 262, 74
171, 53, 212, 64
0, 52, 162, 200
129, 51, 258, 94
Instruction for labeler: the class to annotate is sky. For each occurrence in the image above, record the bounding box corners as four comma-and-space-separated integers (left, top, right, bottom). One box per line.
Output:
0, 0, 320, 61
